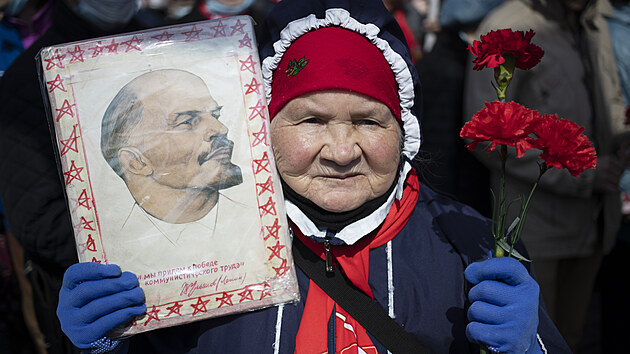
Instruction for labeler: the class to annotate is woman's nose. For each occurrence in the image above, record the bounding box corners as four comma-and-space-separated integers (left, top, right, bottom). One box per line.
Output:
320, 124, 361, 166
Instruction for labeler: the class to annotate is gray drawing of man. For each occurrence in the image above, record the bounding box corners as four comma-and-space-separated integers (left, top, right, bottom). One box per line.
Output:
101, 69, 243, 224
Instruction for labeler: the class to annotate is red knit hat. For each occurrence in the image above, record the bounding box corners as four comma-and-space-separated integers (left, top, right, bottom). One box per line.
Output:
268, 26, 401, 121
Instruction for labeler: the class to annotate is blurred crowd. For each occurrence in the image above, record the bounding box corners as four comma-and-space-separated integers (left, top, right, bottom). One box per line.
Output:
1, 0, 629, 353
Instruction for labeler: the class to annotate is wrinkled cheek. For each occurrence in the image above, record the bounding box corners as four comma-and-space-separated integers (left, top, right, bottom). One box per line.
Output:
271, 132, 318, 178
363, 138, 400, 172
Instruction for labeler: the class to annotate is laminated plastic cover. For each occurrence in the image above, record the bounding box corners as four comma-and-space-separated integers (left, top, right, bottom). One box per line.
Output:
37, 16, 298, 337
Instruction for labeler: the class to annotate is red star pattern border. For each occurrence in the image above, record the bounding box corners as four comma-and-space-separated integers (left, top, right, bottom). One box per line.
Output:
264, 218, 281, 241
256, 176, 274, 196
152, 30, 174, 42
239, 33, 253, 49
252, 122, 268, 147
239, 55, 257, 74
47, 74, 66, 93
44, 49, 65, 70
55, 99, 75, 122
45, 19, 297, 323
144, 306, 161, 326
182, 24, 203, 42
252, 152, 271, 175
67, 45, 85, 63
63, 160, 84, 185
121, 36, 143, 52
59, 124, 80, 157
230, 19, 246, 35
247, 99, 266, 121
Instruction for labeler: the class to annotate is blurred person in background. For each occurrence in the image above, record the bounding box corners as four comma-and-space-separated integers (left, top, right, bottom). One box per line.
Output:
598, 0, 630, 351
162, 0, 279, 37
0, 1, 143, 353
405, 0, 504, 218
463, 0, 628, 350
0, 0, 53, 76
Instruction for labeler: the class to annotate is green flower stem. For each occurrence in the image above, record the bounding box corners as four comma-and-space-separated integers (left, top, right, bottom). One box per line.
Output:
508, 164, 549, 257
493, 145, 509, 257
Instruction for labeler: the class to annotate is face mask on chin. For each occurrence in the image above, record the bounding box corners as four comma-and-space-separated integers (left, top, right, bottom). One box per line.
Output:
73, 0, 139, 31
205, 0, 255, 15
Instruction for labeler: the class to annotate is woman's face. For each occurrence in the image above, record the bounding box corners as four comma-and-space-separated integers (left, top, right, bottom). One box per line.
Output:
271, 90, 401, 213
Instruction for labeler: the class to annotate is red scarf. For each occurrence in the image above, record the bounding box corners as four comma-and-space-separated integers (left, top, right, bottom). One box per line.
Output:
294, 169, 419, 353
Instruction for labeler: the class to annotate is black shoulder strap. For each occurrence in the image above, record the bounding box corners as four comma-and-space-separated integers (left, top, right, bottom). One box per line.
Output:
292, 236, 429, 354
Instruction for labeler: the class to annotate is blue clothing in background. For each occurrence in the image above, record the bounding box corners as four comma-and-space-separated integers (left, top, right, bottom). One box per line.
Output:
608, 1, 630, 105
439, 0, 504, 28
0, 19, 24, 77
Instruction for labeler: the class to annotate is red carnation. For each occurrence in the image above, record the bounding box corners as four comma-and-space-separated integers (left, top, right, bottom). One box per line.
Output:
532, 114, 597, 177
468, 29, 544, 71
460, 101, 541, 157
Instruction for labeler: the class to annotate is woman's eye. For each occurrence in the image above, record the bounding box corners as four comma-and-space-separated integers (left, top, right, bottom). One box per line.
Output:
356, 119, 379, 126
302, 117, 322, 124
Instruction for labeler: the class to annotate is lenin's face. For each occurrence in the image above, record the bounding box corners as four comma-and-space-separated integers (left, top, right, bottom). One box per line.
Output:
129, 76, 242, 192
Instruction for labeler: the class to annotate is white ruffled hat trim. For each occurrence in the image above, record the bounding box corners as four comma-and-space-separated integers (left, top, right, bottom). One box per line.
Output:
261, 8, 421, 161
262, 8, 421, 244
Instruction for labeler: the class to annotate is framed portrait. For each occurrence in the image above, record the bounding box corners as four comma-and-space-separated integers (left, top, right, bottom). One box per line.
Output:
38, 17, 298, 337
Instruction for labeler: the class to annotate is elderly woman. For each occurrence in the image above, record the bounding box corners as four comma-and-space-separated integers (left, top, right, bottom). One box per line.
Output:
55, 0, 570, 353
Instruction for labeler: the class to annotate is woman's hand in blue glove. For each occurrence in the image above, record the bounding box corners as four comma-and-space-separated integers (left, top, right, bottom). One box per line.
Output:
465, 256, 542, 353
57, 262, 146, 349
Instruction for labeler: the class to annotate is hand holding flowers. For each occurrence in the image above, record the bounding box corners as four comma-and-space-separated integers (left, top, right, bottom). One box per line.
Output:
461, 28, 597, 259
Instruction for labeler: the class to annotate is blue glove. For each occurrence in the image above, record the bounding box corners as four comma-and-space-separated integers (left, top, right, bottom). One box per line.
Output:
465, 257, 542, 353
57, 262, 146, 350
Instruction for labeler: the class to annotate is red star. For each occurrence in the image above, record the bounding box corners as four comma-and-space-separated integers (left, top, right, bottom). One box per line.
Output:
252, 152, 271, 174
239, 55, 257, 74
88, 41, 105, 57
47, 74, 66, 93
105, 39, 119, 54
259, 283, 271, 300
79, 216, 96, 231
190, 297, 210, 316
63, 160, 84, 185
86, 234, 97, 252
247, 99, 266, 121
182, 25, 203, 41
264, 218, 281, 241
210, 20, 227, 37
259, 196, 277, 217
121, 36, 143, 52
144, 306, 160, 326
165, 302, 183, 317
91, 257, 101, 263
55, 99, 75, 122
67, 45, 85, 63
237, 288, 254, 303
252, 122, 268, 147
267, 241, 285, 261
230, 19, 246, 35
77, 189, 92, 210
256, 176, 274, 196
60, 125, 80, 156
239, 33, 252, 49
272, 258, 291, 278
244, 77, 261, 95
44, 49, 65, 70
152, 30, 174, 42
216, 292, 234, 308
